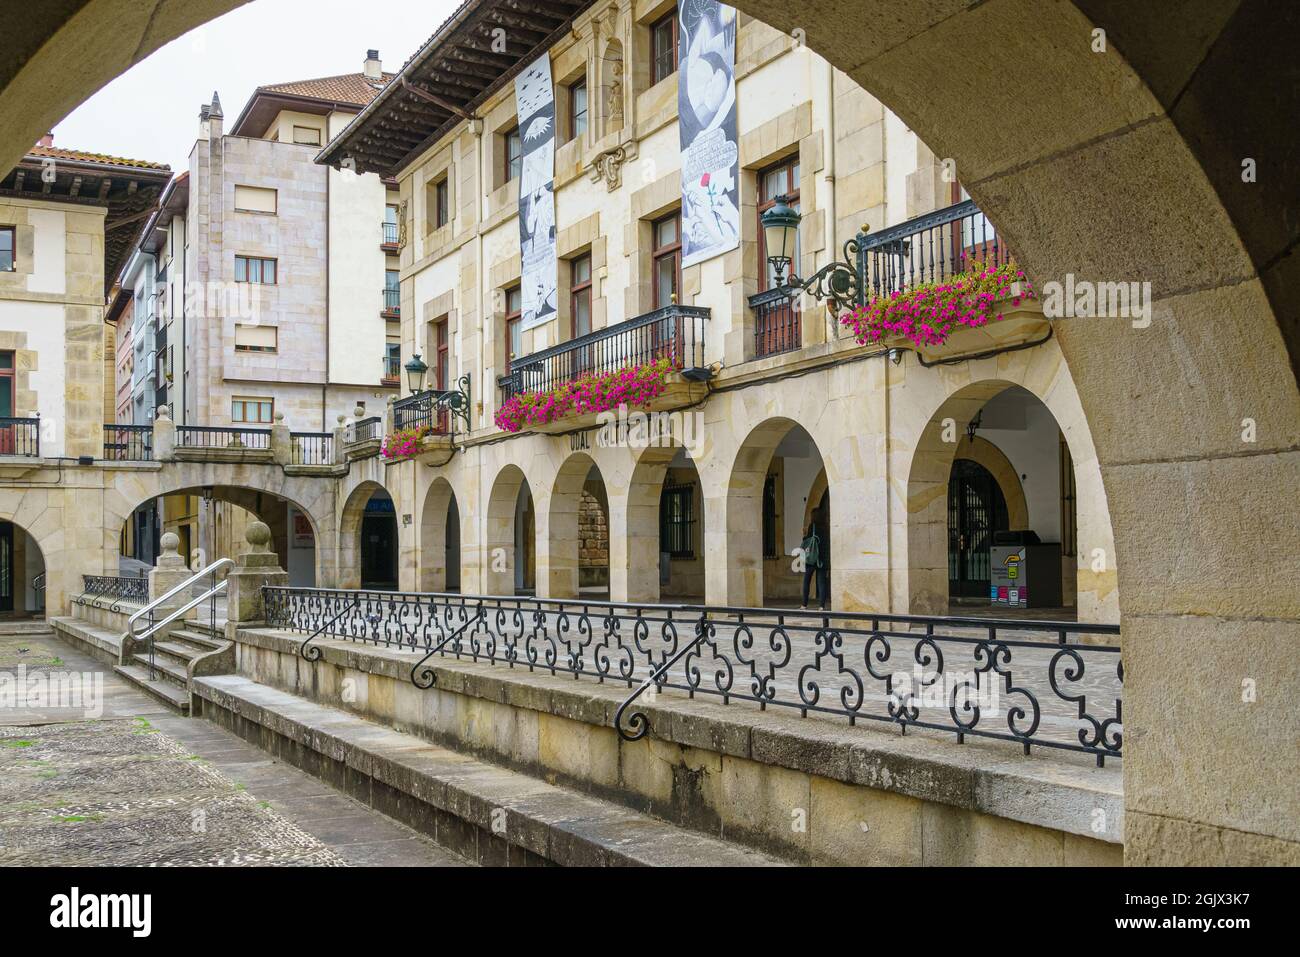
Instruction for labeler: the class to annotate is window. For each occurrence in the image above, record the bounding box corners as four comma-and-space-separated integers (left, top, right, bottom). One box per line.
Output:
504, 126, 523, 183
231, 397, 273, 424
571, 254, 592, 339
434, 319, 449, 391
233, 185, 277, 214
383, 342, 401, 382
660, 483, 695, 559
1060, 436, 1077, 559
759, 156, 801, 290
292, 125, 321, 146
234, 324, 278, 353
0, 226, 13, 271
435, 177, 449, 228
505, 285, 522, 374
569, 78, 588, 141
383, 204, 399, 245
652, 213, 681, 309
652, 10, 679, 84
0, 351, 14, 420
383, 269, 400, 315
235, 256, 276, 284
761, 473, 779, 559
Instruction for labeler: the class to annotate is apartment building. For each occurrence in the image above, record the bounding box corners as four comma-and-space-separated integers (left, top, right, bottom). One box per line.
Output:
313, 0, 1117, 623
0, 139, 169, 613
184, 51, 405, 434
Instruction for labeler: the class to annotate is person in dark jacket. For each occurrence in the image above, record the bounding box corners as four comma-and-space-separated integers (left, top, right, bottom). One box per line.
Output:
799, 514, 830, 610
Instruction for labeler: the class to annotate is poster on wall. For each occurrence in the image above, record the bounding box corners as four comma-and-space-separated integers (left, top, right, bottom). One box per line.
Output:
678, 0, 740, 269
515, 54, 558, 331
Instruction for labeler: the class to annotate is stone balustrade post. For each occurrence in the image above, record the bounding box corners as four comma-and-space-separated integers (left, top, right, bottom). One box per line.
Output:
270, 411, 291, 466
333, 414, 347, 463
153, 405, 176, 461
148, 531, 194, 619
224, 521, 289, 635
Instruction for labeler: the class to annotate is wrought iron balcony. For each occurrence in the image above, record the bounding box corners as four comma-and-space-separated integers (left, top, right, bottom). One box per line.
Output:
0, 417, 40, 457
103, 423, 153, 461
381, 221, 399, 247
382, 353, 401, 384
498, 304, 709, 402
393, 375, 472, 435
291, 432, 333, 466
750, 287, 801, 359
382, 287, 400, 317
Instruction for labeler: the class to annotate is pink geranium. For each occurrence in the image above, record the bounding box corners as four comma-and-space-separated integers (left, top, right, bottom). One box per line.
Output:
495, 355, 679, 433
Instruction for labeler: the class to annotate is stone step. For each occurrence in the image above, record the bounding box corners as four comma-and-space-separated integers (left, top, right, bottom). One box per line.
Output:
193, 675, 787, 868
49, 616, 123, 663
130, 652, 189, 685
151, 639, 202, 664
170, 628, 227, 651
0, 619, 54, 636
114, 664, 191, 714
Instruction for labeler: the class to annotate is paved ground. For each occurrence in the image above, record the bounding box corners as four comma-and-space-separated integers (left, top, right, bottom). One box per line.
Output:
0, 626, 469, 867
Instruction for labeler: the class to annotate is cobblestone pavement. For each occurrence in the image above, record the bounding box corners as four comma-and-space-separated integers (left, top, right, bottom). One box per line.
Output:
0, 627, 470, 867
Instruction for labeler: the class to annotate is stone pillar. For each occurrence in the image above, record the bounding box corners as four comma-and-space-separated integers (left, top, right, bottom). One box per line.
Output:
270, 411, 290, 466
154, 405, 176, 461
333, 414, 347, 463
224, 521, 289, 632
148, 531, 194, 620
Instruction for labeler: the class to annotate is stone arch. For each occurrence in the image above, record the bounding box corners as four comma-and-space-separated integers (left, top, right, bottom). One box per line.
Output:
338, 479, 397, 589
485, 464, 532, 596
716, 416, 828, 608
0, 513, 47, 617
419, 476, 460, 593
618, 442, 708, 604
544, 451, 609, 600
905, 378, 1111, 620
957, 436, 1029, 532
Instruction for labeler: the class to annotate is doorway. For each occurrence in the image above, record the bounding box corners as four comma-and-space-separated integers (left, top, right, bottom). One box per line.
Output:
947, 459, 1008, 600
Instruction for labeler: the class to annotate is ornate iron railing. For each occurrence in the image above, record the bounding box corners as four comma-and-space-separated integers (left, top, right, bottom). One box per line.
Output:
176, 424, 271, 449
382, 222, 399, 246
262, 587, 1123, 766
291, 431, 332, 465
498, 304, 709, 402
393, 374, 471, 434
749, 287, 801, 359
102, 423, 153, 461
346, 415, 383, 447
0, 417, 40, 457
78, 574, 150, 610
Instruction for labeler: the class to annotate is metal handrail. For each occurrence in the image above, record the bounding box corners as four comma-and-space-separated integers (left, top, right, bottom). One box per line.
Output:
128, 558, 233, 679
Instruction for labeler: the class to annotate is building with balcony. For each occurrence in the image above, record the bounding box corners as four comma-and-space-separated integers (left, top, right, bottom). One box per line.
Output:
183, 51, 404, 435
318, 0, 1119, 625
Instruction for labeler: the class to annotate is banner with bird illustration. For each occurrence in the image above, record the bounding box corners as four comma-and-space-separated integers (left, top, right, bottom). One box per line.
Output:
515, 54, 558, 331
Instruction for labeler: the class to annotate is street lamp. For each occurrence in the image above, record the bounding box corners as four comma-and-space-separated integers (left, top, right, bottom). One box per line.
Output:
760, 195, 866, 315
404, 353, 428, 395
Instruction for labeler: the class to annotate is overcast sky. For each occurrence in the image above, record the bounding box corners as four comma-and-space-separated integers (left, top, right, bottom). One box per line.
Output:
52, 0, 463, 172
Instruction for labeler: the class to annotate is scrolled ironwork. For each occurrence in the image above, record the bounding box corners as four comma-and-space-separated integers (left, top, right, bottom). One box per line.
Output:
261, 587, 1124, 765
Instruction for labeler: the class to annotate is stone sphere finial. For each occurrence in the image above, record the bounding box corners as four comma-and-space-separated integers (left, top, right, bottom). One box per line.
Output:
160, 531, 179, 555
337, 414, 347, 425
275, 411, 285, 423
156, 405, 172, 421
245, 521, 273, 552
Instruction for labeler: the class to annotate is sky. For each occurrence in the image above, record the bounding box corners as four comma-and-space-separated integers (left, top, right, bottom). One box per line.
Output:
52, 0, 464, 173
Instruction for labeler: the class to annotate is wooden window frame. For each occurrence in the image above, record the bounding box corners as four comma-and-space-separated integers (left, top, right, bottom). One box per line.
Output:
652, 212, 682, 310
0, 226, 14, 272
234, 255, 277, 285
231, 396, 274, 424
758, 155, 801, 292
570, 253, 592, 340
651, 10, 679, 85
504, 285, 523, 376
504, 126, 523, 184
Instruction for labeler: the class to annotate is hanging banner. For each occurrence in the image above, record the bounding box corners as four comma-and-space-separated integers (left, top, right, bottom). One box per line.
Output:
679, 1, 739, 269
515, 55, 558, 331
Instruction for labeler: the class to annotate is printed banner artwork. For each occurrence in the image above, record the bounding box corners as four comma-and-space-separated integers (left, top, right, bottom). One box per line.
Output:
678, 0, 740, 269
515, 55, 558, 332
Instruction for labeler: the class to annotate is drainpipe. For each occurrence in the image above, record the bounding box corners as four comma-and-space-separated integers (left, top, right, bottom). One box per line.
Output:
820, 57, 837, 343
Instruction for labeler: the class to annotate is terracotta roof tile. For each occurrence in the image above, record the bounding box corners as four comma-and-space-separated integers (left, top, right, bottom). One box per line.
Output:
27, 144, 170, 172
258, 71, 396, 107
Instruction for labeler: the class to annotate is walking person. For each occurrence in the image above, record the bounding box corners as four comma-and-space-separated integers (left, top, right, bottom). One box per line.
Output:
799, 515, 830, 610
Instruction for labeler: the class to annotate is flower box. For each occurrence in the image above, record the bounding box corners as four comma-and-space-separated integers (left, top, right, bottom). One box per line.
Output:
496, 356, 692, 435
526, 377, 697, 434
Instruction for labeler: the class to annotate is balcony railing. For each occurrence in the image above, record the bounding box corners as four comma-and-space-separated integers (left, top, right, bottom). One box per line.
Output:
382, 288, 400, 316
747, 199, 1010, 358
177, 424, 271, 450
77, 574, 149, 608
0, 417, 40, 457
859, 197, 1009, 301
382, 222, 399, 247
382, 353, 401, 384
291, 432, 333, 466
103, 424, 153, 461
348, 415, 383, 446
393, 391, 449, 434
498, 304, 708, 402
751, 287, 801, 359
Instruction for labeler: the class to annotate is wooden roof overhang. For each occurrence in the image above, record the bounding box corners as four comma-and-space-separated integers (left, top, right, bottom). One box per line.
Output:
317, 0, 593, 178
0, 155, 172, 293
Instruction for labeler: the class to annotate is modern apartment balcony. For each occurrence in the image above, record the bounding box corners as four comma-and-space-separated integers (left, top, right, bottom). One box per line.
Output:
381, 288, 400, 318
497, 304, 710, 435
381, 353, 400, 387
381, 221, 399, 251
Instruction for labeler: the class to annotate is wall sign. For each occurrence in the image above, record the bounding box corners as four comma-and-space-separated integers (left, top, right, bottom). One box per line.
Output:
515, 55, 558, 331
